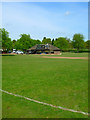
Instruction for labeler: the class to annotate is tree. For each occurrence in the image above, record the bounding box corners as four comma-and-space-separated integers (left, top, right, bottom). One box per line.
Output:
52, 39, 54, 45
16, 34, 32, 51
85, 40, 90, 49
6, 38, 13, 51
31, 39, 41, 46
36, 40, 41, 44
14, 40, 19, 50
42, 37, 51, 44
15, 34, 41, 52
12, 40, 16, 49
65, 38, 73, 49
54, 37, 69, 50
0, 28, 13, 51
72, 33, 85, 50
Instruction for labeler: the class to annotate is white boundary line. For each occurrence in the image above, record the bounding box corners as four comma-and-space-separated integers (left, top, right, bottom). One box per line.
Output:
0, 89, 90, 116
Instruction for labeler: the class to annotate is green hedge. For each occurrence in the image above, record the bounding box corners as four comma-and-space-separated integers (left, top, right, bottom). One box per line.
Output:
61, 49, 90, 53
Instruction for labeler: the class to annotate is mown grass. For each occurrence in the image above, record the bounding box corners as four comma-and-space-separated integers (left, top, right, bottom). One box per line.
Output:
60, 52, 88, 57
41, 52, 88, 57
2, 54, 88, 118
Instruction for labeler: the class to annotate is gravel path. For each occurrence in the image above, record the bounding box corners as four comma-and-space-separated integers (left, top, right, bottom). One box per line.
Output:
42, 56, 89, 59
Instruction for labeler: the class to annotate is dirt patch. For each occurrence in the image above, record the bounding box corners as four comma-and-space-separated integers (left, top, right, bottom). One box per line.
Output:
42, 56, 89, 60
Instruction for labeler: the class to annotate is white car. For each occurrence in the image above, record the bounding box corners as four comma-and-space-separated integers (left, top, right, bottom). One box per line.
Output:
16, 50, 24, 54
12, 50, 16, 53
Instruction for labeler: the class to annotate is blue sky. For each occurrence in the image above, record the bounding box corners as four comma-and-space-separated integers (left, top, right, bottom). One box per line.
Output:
1, 2, 88, 41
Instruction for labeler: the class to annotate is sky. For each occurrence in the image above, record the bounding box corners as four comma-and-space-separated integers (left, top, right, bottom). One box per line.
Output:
1, 2, 88, 41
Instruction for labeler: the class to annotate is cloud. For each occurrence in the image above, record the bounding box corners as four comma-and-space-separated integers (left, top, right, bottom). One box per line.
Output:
2, 2, 88, 41
65, 11, 71, 16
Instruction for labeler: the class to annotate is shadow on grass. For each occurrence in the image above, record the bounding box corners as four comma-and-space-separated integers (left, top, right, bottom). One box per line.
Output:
0, 54, 15, 56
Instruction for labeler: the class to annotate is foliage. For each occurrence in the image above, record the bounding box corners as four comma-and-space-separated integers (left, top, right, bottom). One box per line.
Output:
12, 40, 16, 49
66, 38, 73, 49
85, 40, 90, 49
0, 28, 13, 51
15, 34, 41, 51
54, 37, 69, 50
0, 28, 89, 52
52, 39, 54, 45
42, 37, 51, 44
61, 49, 90, 53
18, 34, 32, 50
72, 34, 85, 50
32, 39, 41, 46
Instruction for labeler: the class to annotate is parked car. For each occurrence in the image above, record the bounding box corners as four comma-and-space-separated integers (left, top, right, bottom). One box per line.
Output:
8, 51, 11, 53
12, 50, 16, 53
16, 50, 24, 54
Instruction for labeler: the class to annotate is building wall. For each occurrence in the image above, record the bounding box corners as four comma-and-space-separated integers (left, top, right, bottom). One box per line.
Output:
27, 49, 61, 54
54, 51, 60, 55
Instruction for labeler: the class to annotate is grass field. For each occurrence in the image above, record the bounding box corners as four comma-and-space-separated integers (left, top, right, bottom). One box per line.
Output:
40, 52, 88, 57
2, 53, 88, 118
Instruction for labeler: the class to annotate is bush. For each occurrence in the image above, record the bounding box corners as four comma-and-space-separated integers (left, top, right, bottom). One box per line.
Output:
61, 49, 90, 53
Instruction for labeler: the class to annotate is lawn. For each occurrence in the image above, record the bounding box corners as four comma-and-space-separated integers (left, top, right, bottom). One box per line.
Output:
40, 52, 88, 57
60, 52, 88, 57
2, 53, 88, 118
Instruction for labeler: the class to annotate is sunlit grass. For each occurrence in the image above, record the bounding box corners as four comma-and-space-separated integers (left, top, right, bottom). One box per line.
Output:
2, 54, 88, 118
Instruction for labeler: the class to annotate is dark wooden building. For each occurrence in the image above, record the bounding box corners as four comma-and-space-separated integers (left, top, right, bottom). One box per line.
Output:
27, 44, 61, 54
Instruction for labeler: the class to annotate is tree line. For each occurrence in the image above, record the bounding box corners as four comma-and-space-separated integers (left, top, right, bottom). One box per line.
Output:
0, 28, 89, 52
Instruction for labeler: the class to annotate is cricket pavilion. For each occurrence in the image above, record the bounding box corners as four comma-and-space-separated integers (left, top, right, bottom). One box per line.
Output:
27, 44, 61, 54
